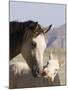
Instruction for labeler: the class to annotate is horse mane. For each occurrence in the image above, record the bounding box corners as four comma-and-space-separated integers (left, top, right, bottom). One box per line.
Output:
10, 20, 38, 34
10, 20, 43, 43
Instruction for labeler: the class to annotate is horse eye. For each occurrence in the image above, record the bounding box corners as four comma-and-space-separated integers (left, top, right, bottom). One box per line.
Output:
32, 42, 36, 48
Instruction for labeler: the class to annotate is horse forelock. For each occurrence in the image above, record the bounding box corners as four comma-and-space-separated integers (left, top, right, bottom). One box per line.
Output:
22, 22, 45, 42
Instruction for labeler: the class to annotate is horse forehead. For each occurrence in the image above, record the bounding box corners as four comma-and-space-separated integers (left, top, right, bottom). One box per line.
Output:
48, 60, 59, 69
33, 33, 45, 43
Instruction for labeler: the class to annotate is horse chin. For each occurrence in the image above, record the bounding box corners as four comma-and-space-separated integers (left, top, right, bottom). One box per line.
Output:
32, 70, 38, 77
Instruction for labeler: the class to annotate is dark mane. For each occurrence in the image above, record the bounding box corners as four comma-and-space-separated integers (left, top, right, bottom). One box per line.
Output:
10, 20, 33, 34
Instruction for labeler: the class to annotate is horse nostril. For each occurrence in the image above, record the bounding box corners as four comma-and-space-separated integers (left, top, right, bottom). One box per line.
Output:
32, 42, 36, 48
41, 71, 47, 76
36, 69, 39, 74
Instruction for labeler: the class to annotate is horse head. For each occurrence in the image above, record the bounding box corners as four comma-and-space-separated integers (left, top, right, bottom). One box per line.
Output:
10, 20, 52, 77
21, 21, 52, 77
42, 51, 64, 82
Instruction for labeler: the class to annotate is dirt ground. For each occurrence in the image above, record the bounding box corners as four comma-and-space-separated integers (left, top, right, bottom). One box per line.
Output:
9, 48, 66, 88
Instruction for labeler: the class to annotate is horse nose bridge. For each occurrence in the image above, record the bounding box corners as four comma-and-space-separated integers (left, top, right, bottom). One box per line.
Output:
38, 40, 46, 52
36, 46, 44, 60
35, 48, 44, 74
37, 40, 46, 54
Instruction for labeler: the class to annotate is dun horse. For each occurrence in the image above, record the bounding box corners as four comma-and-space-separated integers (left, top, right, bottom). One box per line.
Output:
10, 20, 52, 77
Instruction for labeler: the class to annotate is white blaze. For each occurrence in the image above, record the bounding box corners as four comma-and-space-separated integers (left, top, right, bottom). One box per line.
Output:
33, 33, 46, 74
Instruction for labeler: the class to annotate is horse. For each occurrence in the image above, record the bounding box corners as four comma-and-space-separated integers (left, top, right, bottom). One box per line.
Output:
42, 51, 64, 82
10, 20, 52, 77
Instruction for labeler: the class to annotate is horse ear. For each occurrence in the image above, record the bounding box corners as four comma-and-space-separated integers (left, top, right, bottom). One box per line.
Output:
59, 59, 64, 67
49, 50, 54, 59
35, 21, 38, 28
44, 24, 52, 33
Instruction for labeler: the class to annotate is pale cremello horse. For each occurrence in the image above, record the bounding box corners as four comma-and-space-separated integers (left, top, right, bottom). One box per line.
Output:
9, 20, 61, 88
42, 51, 64, 82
